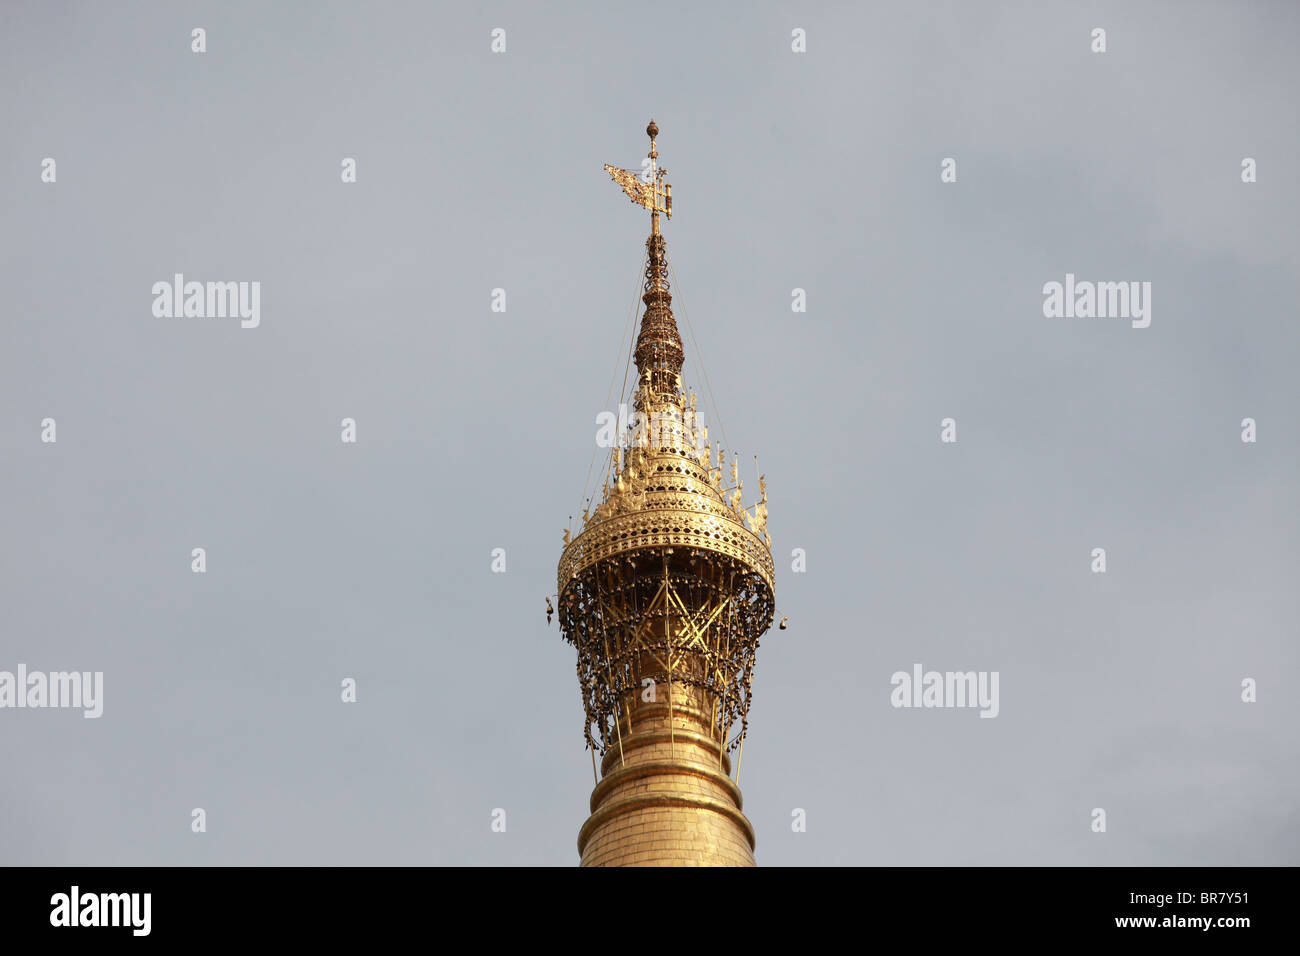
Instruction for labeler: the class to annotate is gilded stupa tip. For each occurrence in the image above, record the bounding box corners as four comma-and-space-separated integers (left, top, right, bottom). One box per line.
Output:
556, 121, 779, 866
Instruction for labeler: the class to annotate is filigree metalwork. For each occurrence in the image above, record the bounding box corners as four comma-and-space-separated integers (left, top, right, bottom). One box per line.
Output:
558, 121, 777, 762
602, 120, 671, 225
604, 164, 655, 211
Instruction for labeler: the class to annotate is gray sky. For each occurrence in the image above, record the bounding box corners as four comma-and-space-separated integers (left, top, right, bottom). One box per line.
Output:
1, 0, 1296, 866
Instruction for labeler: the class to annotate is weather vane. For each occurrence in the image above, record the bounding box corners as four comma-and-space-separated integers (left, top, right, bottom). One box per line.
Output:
604, 118, 672, 235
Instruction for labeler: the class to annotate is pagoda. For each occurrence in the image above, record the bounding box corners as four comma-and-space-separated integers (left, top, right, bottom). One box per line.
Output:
555, 121, 778, 867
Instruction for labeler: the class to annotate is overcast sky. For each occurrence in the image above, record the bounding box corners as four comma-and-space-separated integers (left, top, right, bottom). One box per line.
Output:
1, 0, 1296, 866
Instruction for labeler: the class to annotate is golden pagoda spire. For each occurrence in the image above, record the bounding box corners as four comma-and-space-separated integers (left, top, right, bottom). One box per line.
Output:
605, 119, 682, 406
557, 121, 778, 867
